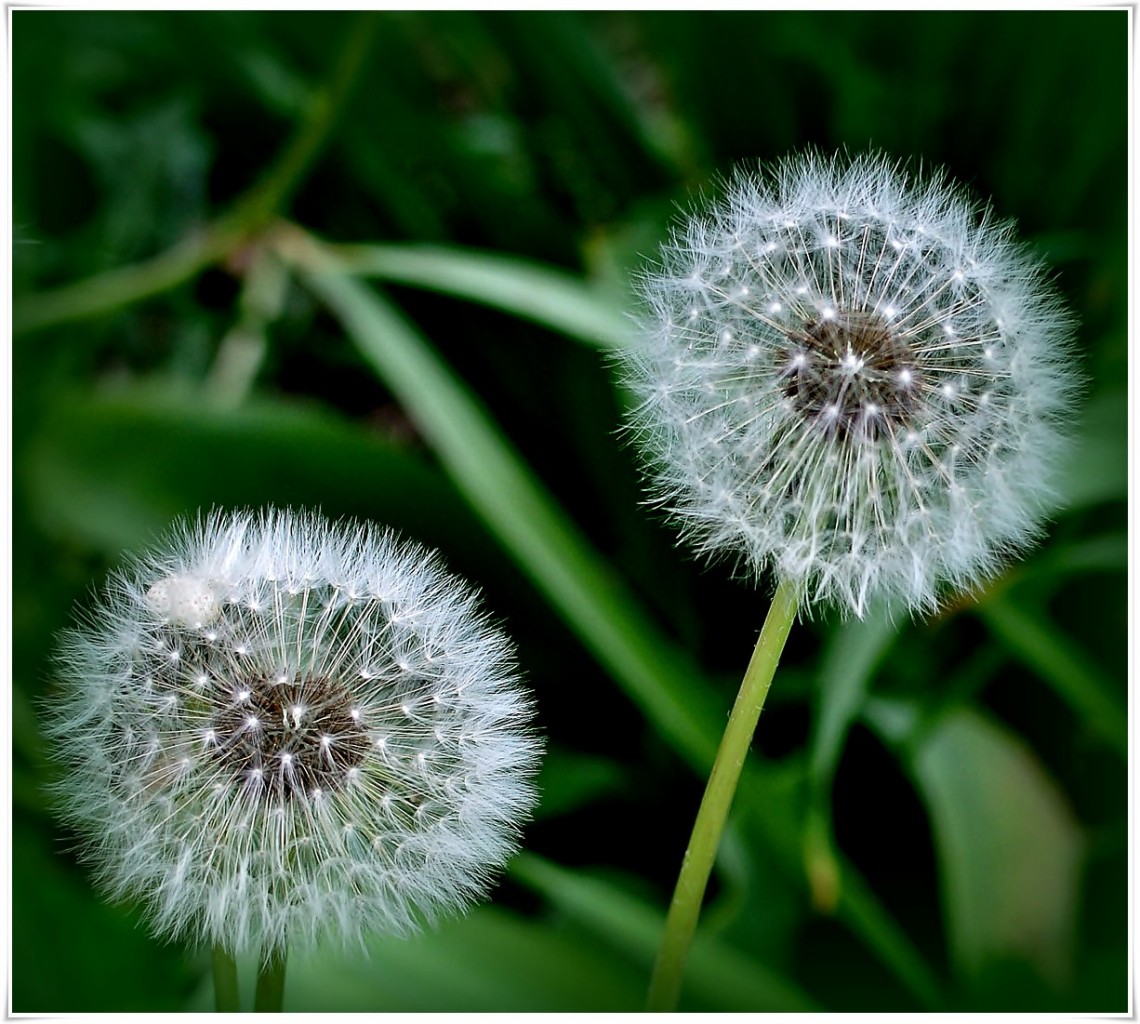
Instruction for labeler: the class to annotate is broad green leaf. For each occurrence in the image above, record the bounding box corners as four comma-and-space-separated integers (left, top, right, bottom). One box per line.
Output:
13, 766, 47, 820
326, 242, 630, 349
294, 907, 644, 1011
977, 597, 1125, 754
534, 746, 627, 819
188, 906, 644, 1012
511, 852, 818, 1012
13, 825, 196, 1012
912, 707, 1085, 989
1058, 389, 1126, 512
12, 687, 44, 767
22, 384, 467, 556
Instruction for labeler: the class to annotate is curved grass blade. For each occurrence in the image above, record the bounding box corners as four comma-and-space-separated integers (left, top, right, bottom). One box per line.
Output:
977, 597, 1125, 755
511, 852, 819, 1012
913, 707, 1085, 989
804, 606, 897, 911
299, 258, 721, 768
323, 241, 630, 349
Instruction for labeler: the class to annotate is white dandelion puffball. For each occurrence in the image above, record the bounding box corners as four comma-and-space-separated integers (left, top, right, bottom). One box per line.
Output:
47, 509, 541, 957
623, 151, 1078, 616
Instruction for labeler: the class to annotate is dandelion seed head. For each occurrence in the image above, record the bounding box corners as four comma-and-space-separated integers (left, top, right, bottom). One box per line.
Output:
46, 509, 541, 956
621, 151, 1078, 616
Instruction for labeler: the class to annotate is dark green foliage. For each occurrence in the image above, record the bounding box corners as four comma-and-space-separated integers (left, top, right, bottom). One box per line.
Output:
13, 10, 1126, 1012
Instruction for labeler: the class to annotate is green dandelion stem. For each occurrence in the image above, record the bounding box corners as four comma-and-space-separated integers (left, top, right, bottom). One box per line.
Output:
646, 577, 799, 1012
212, 946, 240, 1013
254, 948, 287, 1013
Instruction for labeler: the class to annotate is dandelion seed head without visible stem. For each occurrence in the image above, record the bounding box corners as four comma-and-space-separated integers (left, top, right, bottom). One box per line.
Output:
622, 151, 1079, 616
46, 509, 542, 957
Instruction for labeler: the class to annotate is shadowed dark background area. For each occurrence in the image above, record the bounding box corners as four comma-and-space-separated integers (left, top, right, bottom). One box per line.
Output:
12, 10, 1126, 1012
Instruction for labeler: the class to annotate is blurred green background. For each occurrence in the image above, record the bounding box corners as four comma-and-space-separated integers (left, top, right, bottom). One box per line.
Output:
12, 10, 1127, 1013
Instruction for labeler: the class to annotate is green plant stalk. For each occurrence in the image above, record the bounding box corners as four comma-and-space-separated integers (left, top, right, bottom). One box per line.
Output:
238, 12, 379, 227
206, 248, 291, 407
254, 949, 287, 1013
647, 577, 799, 1012
13, 12, 378, 336
13, 226, 240, 337
212, 947, 240, 1013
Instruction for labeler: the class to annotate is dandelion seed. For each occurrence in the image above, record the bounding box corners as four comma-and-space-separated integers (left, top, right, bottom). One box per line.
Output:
46, 509, 541, 959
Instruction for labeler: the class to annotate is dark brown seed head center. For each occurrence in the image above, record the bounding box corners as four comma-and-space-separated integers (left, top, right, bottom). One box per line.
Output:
781, 310, 921, 440
209, 675, 371, 801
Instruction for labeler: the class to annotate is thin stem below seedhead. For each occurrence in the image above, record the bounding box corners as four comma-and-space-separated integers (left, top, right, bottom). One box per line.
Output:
646, 577, 800, 1012
212, 946, 240, 1013
254, 948, 288, 1013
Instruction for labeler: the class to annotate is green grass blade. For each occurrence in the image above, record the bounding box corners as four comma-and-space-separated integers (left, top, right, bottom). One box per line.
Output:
1034, 533, 1127, 578
301, 266, 720, 767
977, 597, 1125, 754
810, 607, 897, 786
511, 852, 819, 1012
803, 607, 897, 911
832, 863, 946, 1008
912, 707, 1085, 988
325, 242, 630, 348
736, 758, 946, 1010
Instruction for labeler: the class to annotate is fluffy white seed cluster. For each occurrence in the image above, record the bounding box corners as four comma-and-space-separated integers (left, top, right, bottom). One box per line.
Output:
47, 509, 541, 957
622, 151, 1078, 616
